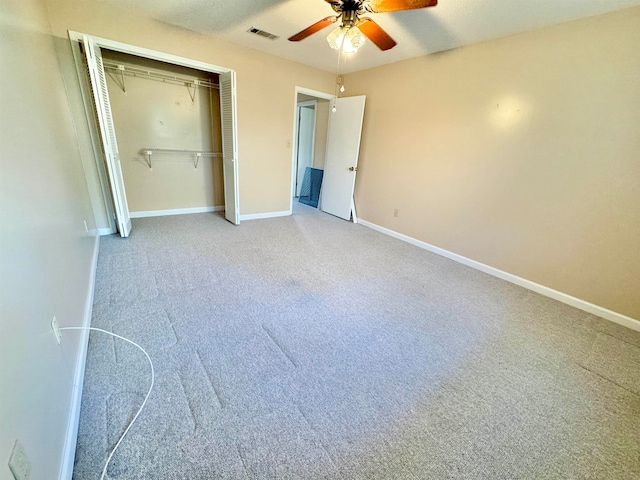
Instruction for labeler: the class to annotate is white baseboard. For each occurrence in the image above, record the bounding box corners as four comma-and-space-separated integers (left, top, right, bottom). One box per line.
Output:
59, 235, 100, 480
239, 210, 291, 221
130, 206, 224, 218
358, 219, 640, 332
90, 227, 115, 236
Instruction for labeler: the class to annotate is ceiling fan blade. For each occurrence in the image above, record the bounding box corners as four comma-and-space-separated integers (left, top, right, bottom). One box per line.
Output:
288, 16, 339, 42
367, 0, 437, 14
357, 18, 397, 51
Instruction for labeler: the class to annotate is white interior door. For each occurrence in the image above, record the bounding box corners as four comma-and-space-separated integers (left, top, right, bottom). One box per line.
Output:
321, 96, 366, 220
219, 71, 240, 225
82, 36, 132, 237
296, 105, 316, 197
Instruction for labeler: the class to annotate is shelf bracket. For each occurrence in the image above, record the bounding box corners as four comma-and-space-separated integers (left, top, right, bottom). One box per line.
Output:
106, 64, 127, 93
194, 153, 201, 169
145, 150, 153, 170
118, 65, 126, 93
186, 80, 198, 103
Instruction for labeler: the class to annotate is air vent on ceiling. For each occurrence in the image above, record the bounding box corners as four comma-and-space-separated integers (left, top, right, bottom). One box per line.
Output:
247, 27, 279, 41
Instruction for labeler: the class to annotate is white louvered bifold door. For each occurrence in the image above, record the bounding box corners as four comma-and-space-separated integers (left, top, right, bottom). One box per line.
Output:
82, 35, 132, 237
219, 71, 240, 225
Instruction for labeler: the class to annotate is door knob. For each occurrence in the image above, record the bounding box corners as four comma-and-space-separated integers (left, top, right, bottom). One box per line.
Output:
349, 166, 358, 172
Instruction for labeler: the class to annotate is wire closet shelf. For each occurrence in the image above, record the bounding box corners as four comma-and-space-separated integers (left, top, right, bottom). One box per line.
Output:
141, 148, 223, 169
103, 60, 220, 95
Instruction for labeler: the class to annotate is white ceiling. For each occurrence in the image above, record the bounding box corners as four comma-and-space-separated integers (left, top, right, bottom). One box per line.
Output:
98, 0, 640, 73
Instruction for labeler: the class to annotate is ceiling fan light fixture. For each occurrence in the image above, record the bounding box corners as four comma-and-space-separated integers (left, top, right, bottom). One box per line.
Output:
326, 25, 345, 50
327, 24, 365, 53
343, 25, 365, 53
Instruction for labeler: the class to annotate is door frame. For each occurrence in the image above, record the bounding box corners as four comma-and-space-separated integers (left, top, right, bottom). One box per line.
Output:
289, 87, 334, 214
68, 30, 241, 229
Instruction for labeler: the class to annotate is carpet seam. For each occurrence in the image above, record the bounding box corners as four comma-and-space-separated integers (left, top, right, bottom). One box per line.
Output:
575, 363, 640, 399
295, 403, 339, 468
235, 443, 250, 478
196, 349, 226, 409
262, 324, 298, 368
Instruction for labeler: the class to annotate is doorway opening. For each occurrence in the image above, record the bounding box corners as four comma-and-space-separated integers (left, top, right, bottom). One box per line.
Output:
290, 87, 333, 214
289, 88, 366, 223
294, 101, 317, 199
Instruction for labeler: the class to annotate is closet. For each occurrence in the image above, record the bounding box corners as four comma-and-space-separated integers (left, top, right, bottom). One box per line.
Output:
101, 50, 223, 217
77, 34, 239, 237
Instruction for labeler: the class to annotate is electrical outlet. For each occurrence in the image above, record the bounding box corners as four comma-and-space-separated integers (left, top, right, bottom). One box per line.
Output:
394, 209, 399, 217
8, 440, 31, 480
51, 316, 61, 344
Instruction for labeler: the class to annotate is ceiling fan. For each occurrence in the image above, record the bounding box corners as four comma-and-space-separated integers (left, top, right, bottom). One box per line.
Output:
288, 0, 438, 52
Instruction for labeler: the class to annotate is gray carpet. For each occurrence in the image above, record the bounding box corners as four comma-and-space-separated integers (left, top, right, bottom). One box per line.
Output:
74, 202, 640, 479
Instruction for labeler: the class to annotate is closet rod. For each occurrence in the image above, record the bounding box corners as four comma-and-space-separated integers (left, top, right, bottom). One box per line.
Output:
141, 148, 223, 170
103, 61, 219, 92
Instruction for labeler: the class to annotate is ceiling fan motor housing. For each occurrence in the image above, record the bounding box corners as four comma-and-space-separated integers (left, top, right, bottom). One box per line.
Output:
342, 9, 358, 27
329, 1, 367, 21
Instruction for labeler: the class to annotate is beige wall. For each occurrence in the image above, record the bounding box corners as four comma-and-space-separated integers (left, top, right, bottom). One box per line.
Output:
346, 7, 640, 319
102, 51, 224, 212
44, 0, 335, 219
0, 0, 98, 477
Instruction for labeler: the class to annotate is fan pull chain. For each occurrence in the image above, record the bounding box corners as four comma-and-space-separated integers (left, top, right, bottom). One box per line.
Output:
333, 44, 343, 113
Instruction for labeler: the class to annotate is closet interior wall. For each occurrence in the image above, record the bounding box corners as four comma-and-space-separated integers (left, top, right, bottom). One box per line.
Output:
102, 50, 223, 214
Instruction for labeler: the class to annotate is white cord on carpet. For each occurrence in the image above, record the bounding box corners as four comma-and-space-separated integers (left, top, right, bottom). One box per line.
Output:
60, 327, 155, 480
